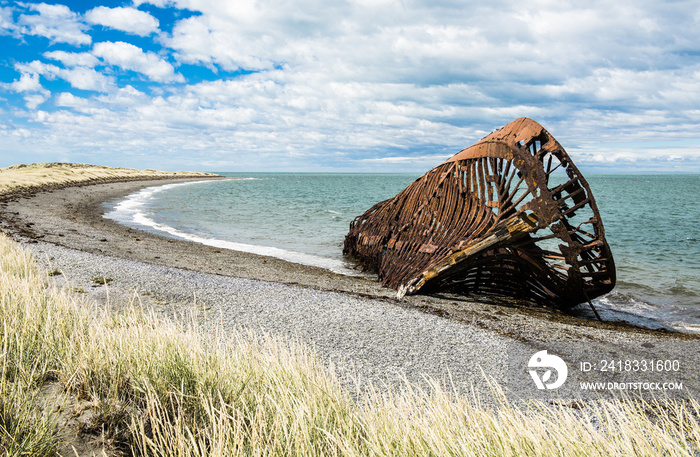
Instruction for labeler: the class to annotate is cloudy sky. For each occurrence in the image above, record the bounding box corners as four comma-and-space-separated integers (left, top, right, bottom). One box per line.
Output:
1, 0, 699, 172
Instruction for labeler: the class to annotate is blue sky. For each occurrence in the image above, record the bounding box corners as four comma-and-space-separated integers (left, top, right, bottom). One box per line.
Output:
1, 0, 699, 173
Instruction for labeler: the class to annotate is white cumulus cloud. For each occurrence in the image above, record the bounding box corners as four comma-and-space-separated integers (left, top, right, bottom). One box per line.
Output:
6, 71, 45, 93
17, 3, 91, 45
93, 41, 184, 83
55, 92, 93, 110
43, 50, 99, 67
22, 94, 48, 109
0, 6, 15, 34
1, 66, 51, 109
14, 61, 115, 93
85, 6, 159, 36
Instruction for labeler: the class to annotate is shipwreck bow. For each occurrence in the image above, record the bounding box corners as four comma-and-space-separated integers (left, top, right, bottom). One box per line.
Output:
343, 118, 615, 308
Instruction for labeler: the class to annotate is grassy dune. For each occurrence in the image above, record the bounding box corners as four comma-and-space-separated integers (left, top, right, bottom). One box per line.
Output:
0, 162, 217, 197
1, 237, 699, 455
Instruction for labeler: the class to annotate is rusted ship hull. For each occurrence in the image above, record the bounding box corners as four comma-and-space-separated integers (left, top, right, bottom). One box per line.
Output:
343, 118, 615, 309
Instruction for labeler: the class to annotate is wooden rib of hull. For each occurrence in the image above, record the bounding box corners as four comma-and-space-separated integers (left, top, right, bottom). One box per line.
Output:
343, 118, 616, 308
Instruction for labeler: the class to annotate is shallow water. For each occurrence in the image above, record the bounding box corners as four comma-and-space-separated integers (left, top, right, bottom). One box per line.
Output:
105, 173, 700, 333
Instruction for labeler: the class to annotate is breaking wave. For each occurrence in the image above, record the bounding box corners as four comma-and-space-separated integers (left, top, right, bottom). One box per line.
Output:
104, 181, 358, 276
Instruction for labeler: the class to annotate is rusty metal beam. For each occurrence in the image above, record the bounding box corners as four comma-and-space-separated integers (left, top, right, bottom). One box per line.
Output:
343, 118, 616, 308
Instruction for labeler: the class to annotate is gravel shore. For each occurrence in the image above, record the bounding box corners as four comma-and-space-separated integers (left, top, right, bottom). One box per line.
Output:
1, 178, 698, 402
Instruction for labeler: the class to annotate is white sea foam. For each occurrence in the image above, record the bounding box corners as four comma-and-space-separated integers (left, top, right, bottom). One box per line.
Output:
105, 180, 209, 223
595, 295, 700, 334
105, 180, 358, 276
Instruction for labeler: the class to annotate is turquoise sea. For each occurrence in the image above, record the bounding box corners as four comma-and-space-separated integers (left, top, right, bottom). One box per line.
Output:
105, 173, 700, 333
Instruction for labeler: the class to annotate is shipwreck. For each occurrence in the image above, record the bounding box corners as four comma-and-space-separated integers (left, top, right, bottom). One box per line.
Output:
344, 118, 615, 309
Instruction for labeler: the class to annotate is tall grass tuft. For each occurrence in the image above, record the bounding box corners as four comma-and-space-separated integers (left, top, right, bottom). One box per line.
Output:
0, 232, 698, 456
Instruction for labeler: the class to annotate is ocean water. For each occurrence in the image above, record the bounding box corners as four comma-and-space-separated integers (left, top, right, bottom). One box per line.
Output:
104, 173, 700, 333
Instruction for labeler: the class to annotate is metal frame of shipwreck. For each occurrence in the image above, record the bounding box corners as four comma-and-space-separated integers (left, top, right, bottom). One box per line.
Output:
344, 117, 616, 309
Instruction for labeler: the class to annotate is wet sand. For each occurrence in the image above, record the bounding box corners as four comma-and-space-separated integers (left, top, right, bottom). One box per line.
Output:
1, 177, 698, 399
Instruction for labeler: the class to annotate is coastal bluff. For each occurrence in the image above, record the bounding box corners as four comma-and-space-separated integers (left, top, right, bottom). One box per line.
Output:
0, 162, 219, 198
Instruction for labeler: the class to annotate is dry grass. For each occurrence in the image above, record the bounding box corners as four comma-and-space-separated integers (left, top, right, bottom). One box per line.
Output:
0, 162, 217, 197
0, 233, 699, 456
